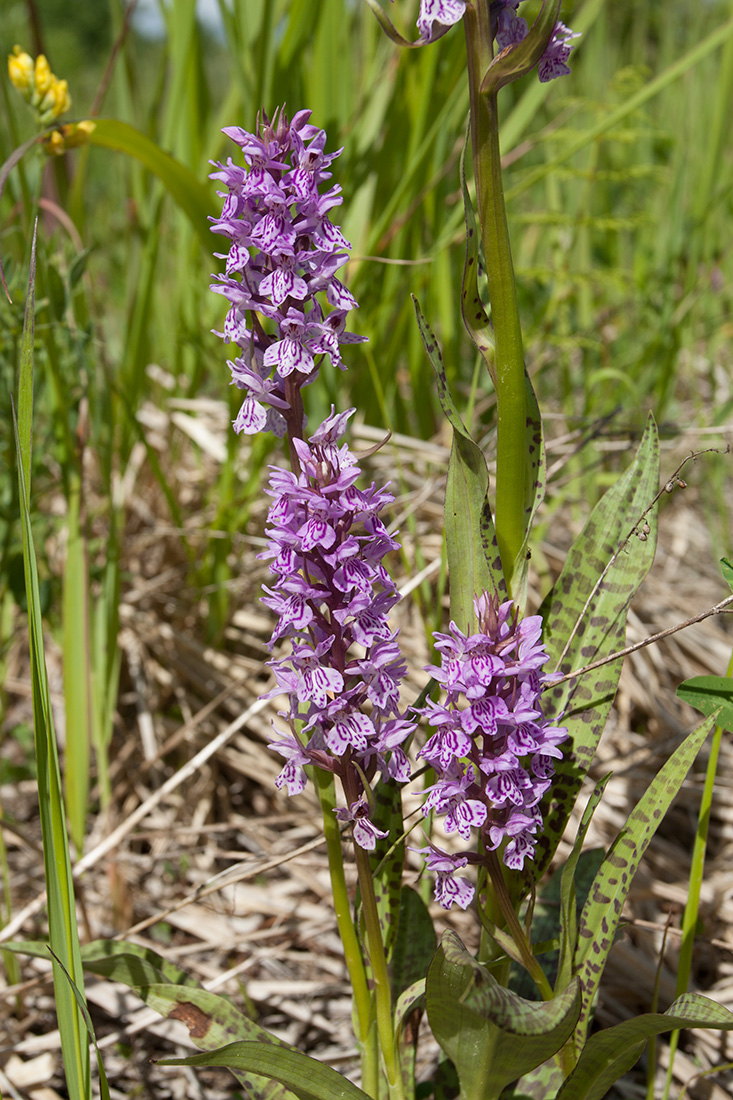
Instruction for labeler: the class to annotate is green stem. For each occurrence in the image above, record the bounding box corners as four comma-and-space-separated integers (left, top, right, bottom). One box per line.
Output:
464, 8, 527, 590
659, 647, 733, 1100
313, 772, 378, 1097
354, 842, 405, 1100
485, 853, 552, 1001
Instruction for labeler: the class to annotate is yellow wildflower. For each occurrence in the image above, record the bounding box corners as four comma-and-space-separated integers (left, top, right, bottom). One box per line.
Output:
8, 45, 34, 94
34, 54, 53, 98
39, 78, 72, 122
42, 120, 96, 156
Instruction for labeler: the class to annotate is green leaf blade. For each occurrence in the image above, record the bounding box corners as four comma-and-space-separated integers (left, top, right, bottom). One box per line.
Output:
157, 1042, 372, 1100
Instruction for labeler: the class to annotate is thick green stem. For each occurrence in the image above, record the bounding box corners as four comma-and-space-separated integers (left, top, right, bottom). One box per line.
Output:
464, 9, 527, 590
354, 842, 405, 1100
313, 772, 378, 1096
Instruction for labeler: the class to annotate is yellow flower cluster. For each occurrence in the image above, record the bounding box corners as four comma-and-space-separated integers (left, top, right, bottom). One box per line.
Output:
42, 120, 96, 157
8, 45, 72, 124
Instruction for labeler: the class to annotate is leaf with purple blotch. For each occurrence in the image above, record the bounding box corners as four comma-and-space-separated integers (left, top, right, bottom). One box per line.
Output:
525, 417, 660, 890
572, 711, 716, 1054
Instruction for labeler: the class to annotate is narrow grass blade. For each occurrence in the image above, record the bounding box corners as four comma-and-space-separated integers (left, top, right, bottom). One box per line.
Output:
62, 465, 91, 854
14, 223, 91, 1099
49, 949, 111, 1100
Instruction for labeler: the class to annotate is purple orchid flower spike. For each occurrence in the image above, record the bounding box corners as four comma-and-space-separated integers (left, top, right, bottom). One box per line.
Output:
416, 592, 568, 908
261, 408, 415, 850
210, 108, 366, 440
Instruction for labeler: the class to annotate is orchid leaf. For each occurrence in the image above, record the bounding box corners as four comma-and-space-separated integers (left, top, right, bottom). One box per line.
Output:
426, 930, 580, 1100
557, 993, 733, 1100
82, 943, 300, 1100
81, 939, 199, 988
391, 888, 435, 1095
528, 417, 660, 888
157, 1042, 371, 1100
556, 777, 610, 993
368, 780, 406, 963
391, 886, 436, 1000
573, 712, 716, 1051
677, 676, 733, 732
413, 296, 506, 631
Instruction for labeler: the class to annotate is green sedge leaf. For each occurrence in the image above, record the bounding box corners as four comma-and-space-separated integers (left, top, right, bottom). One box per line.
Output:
14, 225, 91, 1100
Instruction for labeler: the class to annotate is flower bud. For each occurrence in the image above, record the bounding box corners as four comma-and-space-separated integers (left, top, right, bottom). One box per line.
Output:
34, 54, 54, 98
8, 46, 34, 95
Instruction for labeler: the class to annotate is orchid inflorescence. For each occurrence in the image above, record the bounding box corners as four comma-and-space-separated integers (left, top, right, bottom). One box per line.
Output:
416, 0, 580, 82
209, 108, 365, 440
415, 593, 568, 907
210, 91, 567, 910
260, 408, 415, 851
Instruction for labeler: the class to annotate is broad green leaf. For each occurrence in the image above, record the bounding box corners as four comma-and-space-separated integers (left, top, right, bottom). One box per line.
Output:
143, 986, 300, 1100
81, 947, 300, 1100
157, 1041, 371, 1100
81, 939, 199, 988
14, 225, 91, 1100
556, 992, 733, 1100
413, 297, 506, 631
573, 713, 715, 1051
529, 418, 660, 888
677, 676, 733, 732
426, 930, 581, 1100
86, 119, 213, 251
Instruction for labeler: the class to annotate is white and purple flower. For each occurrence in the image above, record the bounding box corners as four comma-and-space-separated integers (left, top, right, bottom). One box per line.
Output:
210, 108, 366, 438
261, 408, 415, 849
417, 593, 568, 908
